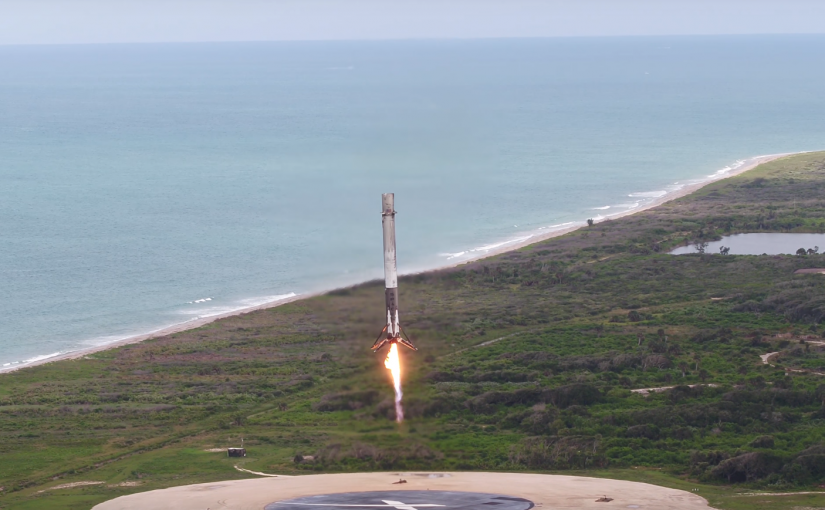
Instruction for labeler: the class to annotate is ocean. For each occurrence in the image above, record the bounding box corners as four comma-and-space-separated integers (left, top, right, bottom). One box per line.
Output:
2, 35, 824, 369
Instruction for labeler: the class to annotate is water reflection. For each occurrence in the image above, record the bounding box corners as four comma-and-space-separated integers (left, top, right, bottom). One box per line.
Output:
670, 233, 825, 255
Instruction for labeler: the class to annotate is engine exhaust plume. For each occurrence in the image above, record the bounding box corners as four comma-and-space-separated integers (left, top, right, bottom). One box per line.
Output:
384, 343, 404, 422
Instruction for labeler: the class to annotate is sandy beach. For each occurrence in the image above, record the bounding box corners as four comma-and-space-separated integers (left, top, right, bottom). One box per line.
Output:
1, 151, 793, 374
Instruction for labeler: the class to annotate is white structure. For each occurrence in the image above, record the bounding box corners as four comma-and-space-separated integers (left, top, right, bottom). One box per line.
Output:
372, 193, 416, 352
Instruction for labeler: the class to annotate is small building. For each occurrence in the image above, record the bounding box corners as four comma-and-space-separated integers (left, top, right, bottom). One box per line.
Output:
227, 448, 246, 458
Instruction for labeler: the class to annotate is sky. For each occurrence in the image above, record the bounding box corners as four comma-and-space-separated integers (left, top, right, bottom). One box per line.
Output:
1, 0, 825, 45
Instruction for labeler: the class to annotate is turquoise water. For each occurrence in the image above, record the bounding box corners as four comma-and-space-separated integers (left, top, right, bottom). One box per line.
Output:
2, 36, 825, 369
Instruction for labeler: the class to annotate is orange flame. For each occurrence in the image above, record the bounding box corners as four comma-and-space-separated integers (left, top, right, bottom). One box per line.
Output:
384, 343, 404, 422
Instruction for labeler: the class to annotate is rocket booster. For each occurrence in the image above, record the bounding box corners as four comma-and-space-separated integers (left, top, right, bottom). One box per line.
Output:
372, 193, 417, 352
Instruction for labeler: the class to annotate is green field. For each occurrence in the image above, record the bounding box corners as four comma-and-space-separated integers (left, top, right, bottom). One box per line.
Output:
2, 152, 825, 509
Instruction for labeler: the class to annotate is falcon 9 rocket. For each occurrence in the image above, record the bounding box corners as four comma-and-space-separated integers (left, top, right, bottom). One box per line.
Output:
371, 193, 417, 352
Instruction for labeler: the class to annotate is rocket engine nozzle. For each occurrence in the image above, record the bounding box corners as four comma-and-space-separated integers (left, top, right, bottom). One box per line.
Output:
371, 328, 418, 352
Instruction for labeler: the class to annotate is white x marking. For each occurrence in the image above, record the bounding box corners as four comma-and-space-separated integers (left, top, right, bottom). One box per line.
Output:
277, 501, 445, 510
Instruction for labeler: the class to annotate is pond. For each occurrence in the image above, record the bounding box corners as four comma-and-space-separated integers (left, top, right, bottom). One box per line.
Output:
670, 233, 825, 255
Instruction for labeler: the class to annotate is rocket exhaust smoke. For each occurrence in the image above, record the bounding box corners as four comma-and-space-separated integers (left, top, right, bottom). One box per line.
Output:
384, 343, 403, 422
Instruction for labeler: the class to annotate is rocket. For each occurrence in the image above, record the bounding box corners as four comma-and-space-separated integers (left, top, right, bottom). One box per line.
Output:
371, 193, 417, 352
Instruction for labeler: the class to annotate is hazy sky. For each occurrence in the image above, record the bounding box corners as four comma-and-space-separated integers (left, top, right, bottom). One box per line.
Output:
2, 0, 825, 45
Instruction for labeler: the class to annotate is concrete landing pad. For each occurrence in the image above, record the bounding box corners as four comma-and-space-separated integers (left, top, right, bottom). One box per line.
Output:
92, 472, 714, 510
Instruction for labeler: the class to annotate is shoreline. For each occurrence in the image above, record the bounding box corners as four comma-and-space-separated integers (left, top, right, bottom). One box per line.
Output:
433, 152, 794, 266
0, 151, 794, 374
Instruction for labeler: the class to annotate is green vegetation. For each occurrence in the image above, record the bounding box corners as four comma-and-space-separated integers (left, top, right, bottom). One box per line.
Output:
3, 152, 825, 509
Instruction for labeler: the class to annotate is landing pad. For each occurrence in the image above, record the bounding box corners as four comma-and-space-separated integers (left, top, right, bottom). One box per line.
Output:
265, 490, 534, 510
92, 472, 714, 510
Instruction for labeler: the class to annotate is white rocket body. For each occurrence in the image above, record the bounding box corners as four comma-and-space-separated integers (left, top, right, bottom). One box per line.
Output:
372, 193, 416, 352
382, 193, 400, 338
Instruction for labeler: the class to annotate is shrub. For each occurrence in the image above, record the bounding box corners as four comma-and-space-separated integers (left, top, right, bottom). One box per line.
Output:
465, 388, 542, 413
750, 435, 775, 448
509, 435, 606, 469
313, 390, 379, 411
519, 410, 559, 435
626, 424, 659, 439
710, 452, 783, 482
781, 445, 825, 483
542, 384, 602, 409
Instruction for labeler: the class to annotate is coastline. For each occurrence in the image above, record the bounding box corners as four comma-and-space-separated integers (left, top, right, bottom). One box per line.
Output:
0, 151, 794, 374
433, 152, 795, 267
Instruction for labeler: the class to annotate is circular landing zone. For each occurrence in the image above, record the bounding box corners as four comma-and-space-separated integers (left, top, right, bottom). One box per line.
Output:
265, 490, 534, 510
91, 472, 714, 510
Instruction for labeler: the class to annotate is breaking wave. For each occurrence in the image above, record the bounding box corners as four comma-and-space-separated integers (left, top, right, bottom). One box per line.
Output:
2, 351, 64, 370
181, 293, 298, 318
628, 190, 667, 198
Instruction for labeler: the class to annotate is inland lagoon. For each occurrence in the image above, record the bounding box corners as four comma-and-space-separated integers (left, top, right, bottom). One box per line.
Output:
670, 233, 825, 255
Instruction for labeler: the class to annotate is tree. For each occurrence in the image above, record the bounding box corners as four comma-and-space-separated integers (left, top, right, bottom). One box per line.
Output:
699, 369, 709, 382
719, 246, 730, 255
587, 218, 594, 227
797, 248, 808, 256
679, 361, 688, 378
694, 241, 709, 254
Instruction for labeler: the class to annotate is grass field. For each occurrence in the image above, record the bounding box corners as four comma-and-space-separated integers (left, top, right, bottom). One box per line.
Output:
2, 152, 825, 509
